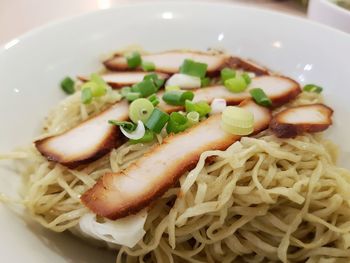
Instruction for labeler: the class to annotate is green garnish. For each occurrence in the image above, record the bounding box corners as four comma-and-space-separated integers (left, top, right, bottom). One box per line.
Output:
120, 87, 131, 97
108, 120, 136, 132
242, 72, 252, 85
220, 68, 236, 82
145, 108, 169, 133
147, 94, 160, 107
187, 111, 200, 125
166, 112, 190, 134
143, 73, 164, 89
125, 92, 141, 102
185, 100, 211, 117
162, 90, 194, 106
224, 76, 248, 93
129, 130, 155, 144
141, 61, 155, 72
81, 87, 93, 104
129, 98, 154, 123
131, 79, 157, 97
201, 77, 211, 87
303, 84, 323, 93
179, 59, 208, 78
126, 52, 142, 69
60, 76, 75, 94
165, 86, 180, 92
249, 88, 272, 107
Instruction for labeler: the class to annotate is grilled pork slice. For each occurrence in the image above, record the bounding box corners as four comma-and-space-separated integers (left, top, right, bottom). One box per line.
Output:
103, 51, 269, 75
270, 104, 333, 138
35, 76, 300, 167
35, 101, 129, 168
81, 100, 272, 220
78, 72, 169, 89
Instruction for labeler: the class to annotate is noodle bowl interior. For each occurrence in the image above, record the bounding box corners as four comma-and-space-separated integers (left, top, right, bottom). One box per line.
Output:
1, 49, 350, 263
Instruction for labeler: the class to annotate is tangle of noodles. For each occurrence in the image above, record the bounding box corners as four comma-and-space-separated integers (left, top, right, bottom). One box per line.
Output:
2, 88, 350, 263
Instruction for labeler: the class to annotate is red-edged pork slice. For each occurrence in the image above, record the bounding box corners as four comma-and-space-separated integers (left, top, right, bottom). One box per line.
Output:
104, 51, 270, 76
35, 76, 300, 167
226, 57, 269, 76
270, 104, 333, 138
104, 51, 229, 74
81, 100, 272, 219
78, 72, 169, 89
35, 101, 129, 168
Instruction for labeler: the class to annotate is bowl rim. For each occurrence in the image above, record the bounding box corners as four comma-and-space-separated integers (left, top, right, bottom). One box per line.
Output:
320, 0, 350, 15
1, 1, 350, 53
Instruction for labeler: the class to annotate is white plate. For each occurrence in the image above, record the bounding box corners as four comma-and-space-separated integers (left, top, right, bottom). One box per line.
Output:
0, 2, 350, 263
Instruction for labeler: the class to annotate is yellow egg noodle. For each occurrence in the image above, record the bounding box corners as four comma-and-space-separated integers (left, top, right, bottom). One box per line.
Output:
2, 84, 350, 263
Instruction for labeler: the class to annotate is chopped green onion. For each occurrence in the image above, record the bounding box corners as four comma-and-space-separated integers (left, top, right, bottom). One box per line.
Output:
131, 79, 157, 97
60, 76, 75, 94
90, 73, 108, 91
220, 68, 236, 82
141, 61, 155, 72
242, 72, 252, 85
129, 130, 155, 144
125, 92, 141, 102
147, 94, 160, 107
224, 76, 248, 93
303, 84, 323, 93
162, 90, 194, 106
165, 85, 180, 92
221, 106, 254, 135
143, 73, 164, 89
126, 51, 142, 69
185, 100, 211, 117
129, 98, 154, 123
145, 108, 169, 133
166, 112, 190, 134
187, 111, 200, 125
108, 120, 136, 132
81, 87, 93, 104
120, 86, 131, 97
179, 59, 208, 78
249, 88, 272, 107
201, 77, 211, 87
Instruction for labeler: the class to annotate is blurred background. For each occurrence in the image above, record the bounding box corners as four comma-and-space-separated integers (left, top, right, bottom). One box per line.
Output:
0, 0, 349, 46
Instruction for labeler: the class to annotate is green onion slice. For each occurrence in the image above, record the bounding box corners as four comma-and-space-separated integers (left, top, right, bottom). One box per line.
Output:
166, 112, 190, 134
108, 120, 136, 132
125, 92, 141, 102
147, 94, 160, 106
129, 130, 155, 144
120, 86, 131, 97
187, 111, 200, 125
224, 76, 248, 93
179, 59, 208, 78
81, 87, 93, 104
143, 73, 164, 89
145, 108, 170, 133
60, 76, 75, 94
162, 90, 194, 106
165, 85, 180, 92
242, 72, 252, 85
221, 106, 254, 135
201, 77, 211, 87
141, 61, 155, 72
131, 79, 157, 97
249, 88, 272, 107
185, 100, 211, 117
126, 51, 142, 69
303, 84, 323, 93
220, 68, 236, 82
129, 98, 154, 123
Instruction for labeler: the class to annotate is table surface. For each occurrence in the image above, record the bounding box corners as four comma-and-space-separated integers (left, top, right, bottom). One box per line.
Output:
0, 0, 305, 45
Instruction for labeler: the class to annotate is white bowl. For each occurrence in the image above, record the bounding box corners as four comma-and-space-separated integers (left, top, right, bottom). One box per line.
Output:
1, 2, 350, 262
308, 0, 350, 33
